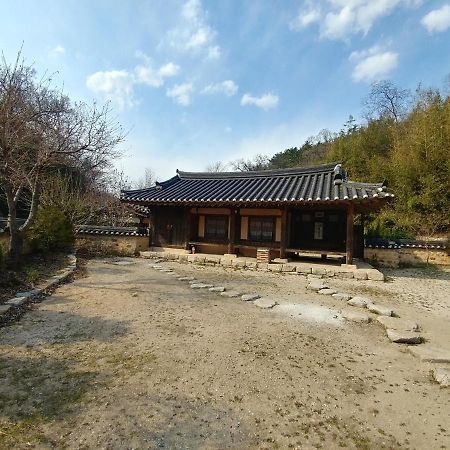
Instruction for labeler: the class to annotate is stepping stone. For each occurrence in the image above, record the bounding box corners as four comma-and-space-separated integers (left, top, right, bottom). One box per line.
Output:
190, 283, 214, 289
342, 310, 371, 323
306, 281, 328, 291
5, 297, 28, 306
209, 286, 226, 292
189, 280, 201, 284
408, 346, 450, 363
16, 289, 42, 298
241, 293, 260, 302
332, 293, 352, 301
367, 304, 394, 317
386, 329, 422, 344
376, 316, 419, 332
433, 368, 450, 387
347, 296, 372, 308
178, 276, 195, 281
254, 298, 277, 309
0, 305, 12, 315
220, 291, 241, 298
318, 288, 337, 295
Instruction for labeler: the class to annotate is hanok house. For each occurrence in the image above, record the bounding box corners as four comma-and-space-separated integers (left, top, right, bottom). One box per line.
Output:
121, 163, 393, 264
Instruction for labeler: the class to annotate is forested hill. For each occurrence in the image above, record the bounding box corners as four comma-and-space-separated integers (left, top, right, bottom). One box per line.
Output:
228, 81, 450, 239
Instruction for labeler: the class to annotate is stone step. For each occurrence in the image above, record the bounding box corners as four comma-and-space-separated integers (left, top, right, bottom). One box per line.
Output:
408, 346, 450, 363
253, 298, 277, 309
386, 329, 423, 344
241, 293, 260, 302
367, 304, 394, 317
376, 316, 419, 332
342, 310, 372, 323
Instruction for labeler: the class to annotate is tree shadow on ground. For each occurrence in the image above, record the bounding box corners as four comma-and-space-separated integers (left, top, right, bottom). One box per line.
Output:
0, 354, 101, 448
0, 310, 130, 346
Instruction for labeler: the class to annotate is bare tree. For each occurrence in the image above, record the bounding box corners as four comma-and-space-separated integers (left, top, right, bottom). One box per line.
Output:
0, 53, 125, 264
363, 80, 411, 122
206, 161, 228, 172
230, 154, 270, 172
134, 167, 156, 189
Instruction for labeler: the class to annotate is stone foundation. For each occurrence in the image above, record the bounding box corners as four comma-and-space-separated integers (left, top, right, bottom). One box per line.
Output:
364, 247, 449, 268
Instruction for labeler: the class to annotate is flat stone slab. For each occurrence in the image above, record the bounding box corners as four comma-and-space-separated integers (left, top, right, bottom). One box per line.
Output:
332, 293, 352, 301
318, 288, 337, 295
366, 269, 385, 281
0, 304, 12, 315
433, 368, 450, 387
306, 281, 329, 291
376, 316, 419, 332
16, 289, 42, 298
254, 298, 277, 309
178, 276, 195, 281
190, 283, 214, 289
5, 297, 28, 306
386, 329, 422, 344
209, 286, 226, 292
241, 293, 260, 302
367, 304, 394, 317
408, 346, 450, 363
188, 280, 202, 284
220, 291, 241, 298
347, 296, 372, 308
342, 310, 372, 323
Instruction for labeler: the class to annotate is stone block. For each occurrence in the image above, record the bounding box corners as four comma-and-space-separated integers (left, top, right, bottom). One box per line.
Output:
307, 281, 328, 291
335, 271, 354, 279
187, 254, 196, 263
5, 297, 28, 306
408, 346, 450, 363
246, 262, 257, 270
220, 291, 241, 298
0, 304, 12, 315
254, 298, 277, 309
296, 266, 312, 274
386, 329, 422, 344
367, 269, 385, 281
312, 267, 327, 275
281, 264, 296, 272
232, 259, 246, 268
376, 316, 419, 332
220, 258, 234, 267
332, 293, 352, 301
342, 310, 371, 323
348, 296, 372, 308
367, 304, 394, 317
273, 258, 289, 264
325, 269, 335, 277
256, 263, 268, 271
268, 263, 282, 272
433, 368, 450, 387
194, 256, 206, 264
241, 293, 260, 302
354, 270, 368, 280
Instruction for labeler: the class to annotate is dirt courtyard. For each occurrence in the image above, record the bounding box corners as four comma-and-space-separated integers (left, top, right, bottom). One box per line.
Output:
0, 258, 449, 449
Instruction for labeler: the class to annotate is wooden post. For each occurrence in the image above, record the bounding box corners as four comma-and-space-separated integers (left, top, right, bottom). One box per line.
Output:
280, 206, 288, 259
184, 207, 191, 250
346, 203, 354, 264
228, 208, 236, 254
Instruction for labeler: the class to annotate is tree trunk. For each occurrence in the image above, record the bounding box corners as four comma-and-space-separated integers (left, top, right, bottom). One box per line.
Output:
4, 184, 23, 266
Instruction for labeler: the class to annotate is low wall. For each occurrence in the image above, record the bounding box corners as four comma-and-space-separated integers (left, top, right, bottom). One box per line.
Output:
75, 234, 149, 256
0, 231, 32, 257
364, 247, 449, 268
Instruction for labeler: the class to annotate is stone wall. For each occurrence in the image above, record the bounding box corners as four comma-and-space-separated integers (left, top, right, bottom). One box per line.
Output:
0, 231, 32, 257
75, 234, 149, 256
364, 247, 449, 268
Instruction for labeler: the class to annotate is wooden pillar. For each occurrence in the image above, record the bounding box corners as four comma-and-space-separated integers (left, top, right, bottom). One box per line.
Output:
280, 206, 288, 259
346, 203, 354, 264
228, 208, 236, 254
184, 207, 191, 250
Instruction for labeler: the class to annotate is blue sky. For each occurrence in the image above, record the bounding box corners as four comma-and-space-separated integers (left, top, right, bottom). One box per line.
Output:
2, 0, 450, 181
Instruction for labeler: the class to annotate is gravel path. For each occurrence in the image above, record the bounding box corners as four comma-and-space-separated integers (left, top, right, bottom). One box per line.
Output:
0, 258, 449, 449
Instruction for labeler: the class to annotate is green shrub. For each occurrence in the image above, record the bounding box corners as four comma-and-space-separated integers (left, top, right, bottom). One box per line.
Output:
29, 206, 74, 253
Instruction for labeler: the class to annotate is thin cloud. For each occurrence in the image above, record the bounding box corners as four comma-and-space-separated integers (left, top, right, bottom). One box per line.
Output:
201, 80, 238, 96
421, 4, 450, 33
241, 93, 279, 111
51, 44, 66, 56
167, 83, 193, 105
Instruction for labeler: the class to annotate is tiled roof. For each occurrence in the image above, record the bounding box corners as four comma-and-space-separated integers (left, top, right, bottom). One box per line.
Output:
75, 225, 149, 236
365, 238, 447, 249
121, 163, 393, 205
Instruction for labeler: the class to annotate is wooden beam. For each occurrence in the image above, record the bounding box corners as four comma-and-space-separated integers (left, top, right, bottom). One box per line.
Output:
346, 203, 354, 264
228, 208, 236, 254
184, 207, 191, 250
280, 206, 288, 258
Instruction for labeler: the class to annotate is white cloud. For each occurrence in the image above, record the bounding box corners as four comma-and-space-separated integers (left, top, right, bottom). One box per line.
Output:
201, 80, 238, 96
292, 0, 421, 40
207, 45, 221, 59
350, 46, 398, 82
164, 0, 219, 57
167, 83, 193, 105
241, 93, 279, 111
421, 4, 450, 33
134, 59, 180, 87
51, 44, 66, 56
86, 70, 135, 110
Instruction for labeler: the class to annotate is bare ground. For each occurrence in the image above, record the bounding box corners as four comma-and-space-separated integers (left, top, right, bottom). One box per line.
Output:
0, 258, 449, 449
